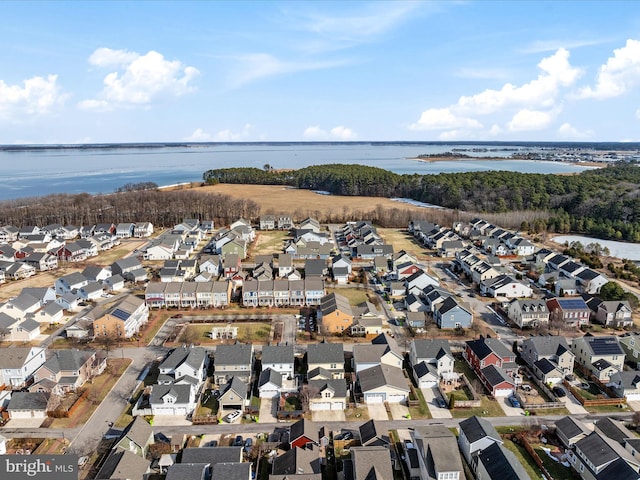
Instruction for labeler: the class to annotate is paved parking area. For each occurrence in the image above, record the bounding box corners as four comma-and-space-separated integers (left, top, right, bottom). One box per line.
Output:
421, 387, 452, 419
152, 415, 193, 426
312, 409, 346, 422
367, 403, 390, 420
258, 397, 278, 423
388, 402, 410, 420
2, 418, 45, 428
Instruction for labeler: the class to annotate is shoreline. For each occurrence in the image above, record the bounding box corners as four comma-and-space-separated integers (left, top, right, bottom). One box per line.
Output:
409, 156, 604, 168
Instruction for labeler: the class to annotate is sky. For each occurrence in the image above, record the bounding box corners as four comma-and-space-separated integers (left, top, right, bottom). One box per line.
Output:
2, 1, 640, 144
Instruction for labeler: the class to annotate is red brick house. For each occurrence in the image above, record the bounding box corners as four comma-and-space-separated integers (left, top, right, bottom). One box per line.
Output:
464, 336, 517, 375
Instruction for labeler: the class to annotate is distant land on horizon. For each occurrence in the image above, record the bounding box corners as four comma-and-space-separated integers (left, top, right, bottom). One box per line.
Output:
2, 140, 640, 151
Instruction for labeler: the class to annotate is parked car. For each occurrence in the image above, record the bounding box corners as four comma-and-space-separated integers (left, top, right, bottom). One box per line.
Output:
243, 438, 253, 452
436, 398, 447, 408
520, 384, 532, 392
552, 386, 567, 397
509, 396, 521, 408
342, 432, 353, 441
579, 382, 590, 389
225, 410, 242, 423
233, 435, 244, 446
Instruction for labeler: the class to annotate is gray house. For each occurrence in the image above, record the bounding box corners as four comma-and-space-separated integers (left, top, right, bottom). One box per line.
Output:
433, 296, 472, 329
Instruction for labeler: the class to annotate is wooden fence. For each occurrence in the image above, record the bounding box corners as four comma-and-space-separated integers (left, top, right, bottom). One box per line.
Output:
516, 432, 555, 480
563, 380, 626, 407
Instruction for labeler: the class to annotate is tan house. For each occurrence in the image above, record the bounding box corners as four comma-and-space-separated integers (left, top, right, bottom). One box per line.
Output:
318, 292, 353, 334
31, 349, 106, 395
94, 295, 149, 338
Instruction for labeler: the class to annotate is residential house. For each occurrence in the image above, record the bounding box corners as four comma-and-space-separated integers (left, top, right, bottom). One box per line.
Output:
411, 425, 464, 480
261, 345, 294, 379
159, 345, 209, 388
78, 281, 104, 301
569, 431, 640, 480
23, 252, 58, 271
506, 298, 549, 328
304, 276, 327, 305
479, 364, 515, 397
596, 301, 633, 328
318, 292, 353, 334
480, 274, 532, 299
82, 265, 112, 283
457, 416, 503, 464
289, 418, 318, 449
258, 369, 282, 398
547, 297, 591, 328
471, 441, 530, 480
94, 294, 149, 338
277, 215, 293, 230
111, 257, 146, 282
307, 379, 347, 411
307, 342, 344, 380
218, 376, 248, 411
608, 370, 640, 401
0, 346, 46, 387
149, 383, 196, 416
134, 222, 154, 238
346, 446, 394, 480
31, 349, 105, 395
409, 339, 455, 388
572, 335, 625, 382
54, 272, 89, 295
357, 364, 409, 403
433, 296, 473, 329
104, 274, 125, 292
259, 215, 276, 230
521, 336, 574, 384
0, 292, 42, 319
405, 270, 439, 296
214, 343, 254, 384
555, 416, 591, 448
272, 444, 322, 477
115, 223, 135, 238
576, 269, 609, 294
464, 336, 517, 375
619, 333, 640, 367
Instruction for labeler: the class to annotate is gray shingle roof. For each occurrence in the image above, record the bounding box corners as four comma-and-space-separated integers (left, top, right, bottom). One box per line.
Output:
180, 446, 242, 464
8, 391, 49, 411
307, 342, 343, 365
211, 462, 252, 480
215, 344, 253, 366
261, 345, 294, 366
459, 416, 501, 444
358, 365, 408, 393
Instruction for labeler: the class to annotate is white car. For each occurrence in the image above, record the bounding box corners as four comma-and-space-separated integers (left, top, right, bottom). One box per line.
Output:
225, 409, 242, 423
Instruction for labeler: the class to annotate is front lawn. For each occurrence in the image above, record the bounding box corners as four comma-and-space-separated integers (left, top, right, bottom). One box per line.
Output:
451, 396, 504, 418
326, 287, 370, 306
179, 322, 271, 344
408, 387, 431, 419
502, 438, 539, 480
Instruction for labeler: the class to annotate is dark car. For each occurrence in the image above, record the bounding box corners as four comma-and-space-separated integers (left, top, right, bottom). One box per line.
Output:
342, 432, 353, 441
233, 435, 244, 446
244, 438, 253, 452
436, 398, 447, 408
552, 386, 567, 397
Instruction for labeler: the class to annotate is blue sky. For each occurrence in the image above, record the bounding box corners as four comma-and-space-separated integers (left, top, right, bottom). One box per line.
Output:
2, 1, 640, 143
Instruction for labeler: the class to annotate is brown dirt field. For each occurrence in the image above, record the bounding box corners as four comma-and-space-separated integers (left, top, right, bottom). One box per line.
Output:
196, 184, 434, 218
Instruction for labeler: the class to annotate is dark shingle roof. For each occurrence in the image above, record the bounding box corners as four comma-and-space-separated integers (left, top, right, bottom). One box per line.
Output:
180, 446, 242, 464
459, 416, 500, 444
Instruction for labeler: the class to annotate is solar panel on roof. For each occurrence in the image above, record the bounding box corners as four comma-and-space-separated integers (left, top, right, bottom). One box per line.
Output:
111, 308, 130, 321
589, 337, 623, 355
558, 299, 586, 309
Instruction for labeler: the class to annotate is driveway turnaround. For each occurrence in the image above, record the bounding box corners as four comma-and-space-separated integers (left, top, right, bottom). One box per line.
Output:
421, 387, 453, 419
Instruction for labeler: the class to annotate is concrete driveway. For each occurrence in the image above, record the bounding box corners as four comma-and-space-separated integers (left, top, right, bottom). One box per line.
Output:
258, 397, 278, 423
2, 417, 45, 429
153, 415, 192, 426
561, 392, 588, 414
312, 409, 346, 422
421, 387, 452, 419
498, 397, 523, 417
388, 402, 410, 420
628, 401, 640, 411
367, 403, 390, 420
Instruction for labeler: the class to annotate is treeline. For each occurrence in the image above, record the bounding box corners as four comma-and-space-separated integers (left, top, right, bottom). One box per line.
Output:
203, 162, 640, 241
114, 181, 158, 193
0, 190, 259, 228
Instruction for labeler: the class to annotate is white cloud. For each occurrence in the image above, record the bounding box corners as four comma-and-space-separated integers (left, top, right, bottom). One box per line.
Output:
80, 48, 199, 110
408, 108, 483, 131
457, 48, 581, 115
507, 109, 555, 131
557, 122, 591, 139
88, 47, 139, 67
0, 74, 66, 120
489, 124, 502, 136
578, 39, 640, 99
330, 126, 357, 139
304, 125, 358, 139
184, 128, 212, 142
185, 124, 255, 142
520, 38, 609, 54
227, 53, 348, 88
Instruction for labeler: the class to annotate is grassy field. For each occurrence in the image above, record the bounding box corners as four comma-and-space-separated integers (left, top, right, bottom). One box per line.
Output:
408, 387, 432, 419
326, 287, 371, 306
377, 228, 431, 260
451, 396, 504, 418
252, 231, 290, 257
179, 322, 272, 344
197, 184, 435, 219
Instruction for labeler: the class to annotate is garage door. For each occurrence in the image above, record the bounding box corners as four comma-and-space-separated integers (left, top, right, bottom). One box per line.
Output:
494, 388, 514, 397
626, 393, 640, 401
331, 402, 344, 410
387, 394, 407, 403
418, 380, 437, 389
311, 402, 331, 411
365, 393, 385, 404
